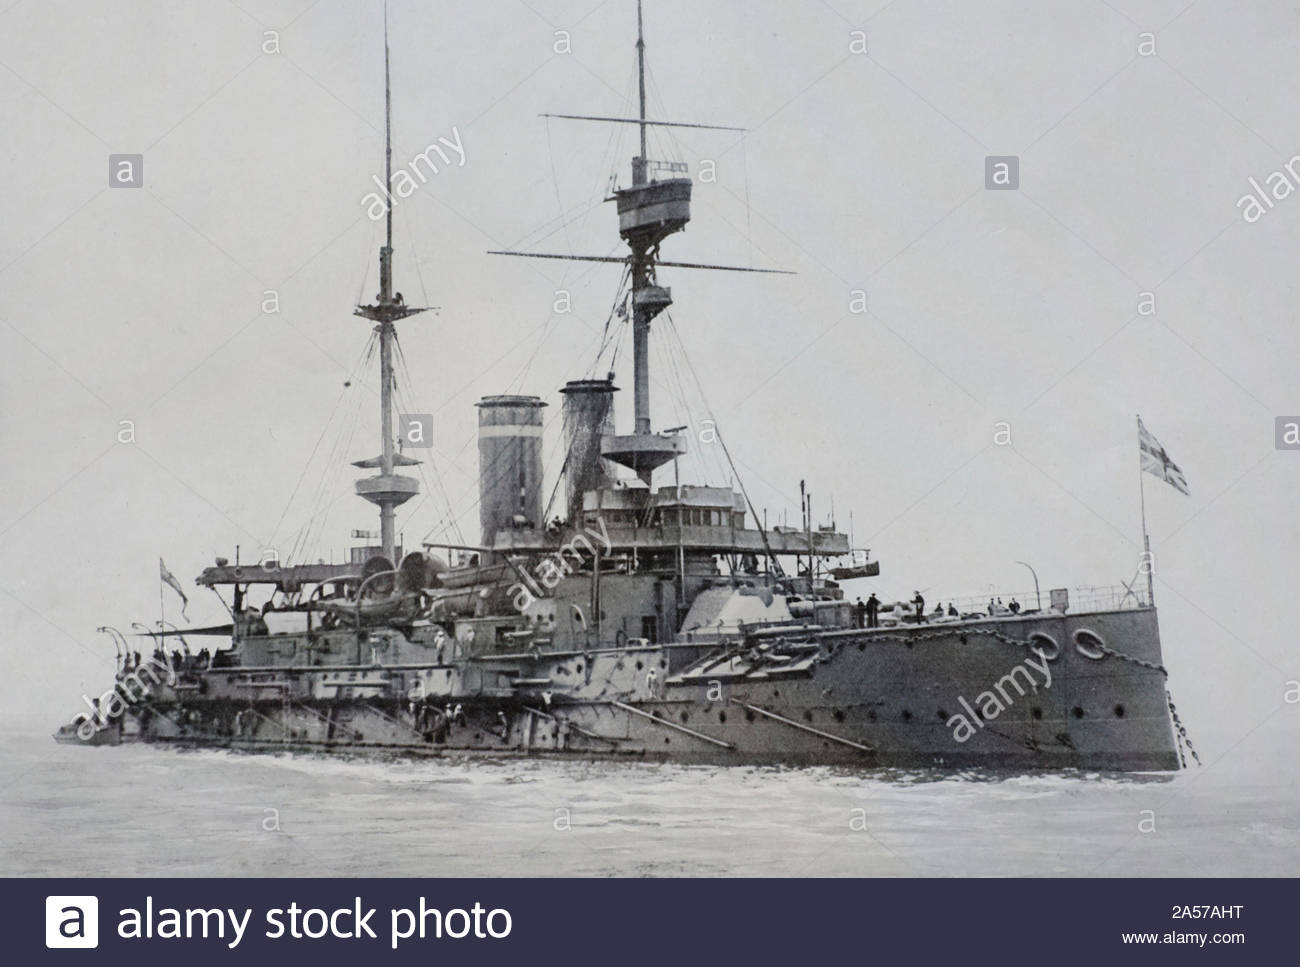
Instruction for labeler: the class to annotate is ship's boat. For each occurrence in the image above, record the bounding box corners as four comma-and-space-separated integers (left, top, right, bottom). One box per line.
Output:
55, 3, 1189, 772
829, 551, 881, 581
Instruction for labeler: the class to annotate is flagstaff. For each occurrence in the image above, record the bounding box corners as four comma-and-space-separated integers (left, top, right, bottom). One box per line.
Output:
1138, 415, 1154, 606
1136, 415, 1191, 609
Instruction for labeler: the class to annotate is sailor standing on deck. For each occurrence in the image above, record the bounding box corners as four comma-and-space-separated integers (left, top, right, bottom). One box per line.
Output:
912, 591, 926, 624
852, 597, 867, 628
865, 593, 880, 628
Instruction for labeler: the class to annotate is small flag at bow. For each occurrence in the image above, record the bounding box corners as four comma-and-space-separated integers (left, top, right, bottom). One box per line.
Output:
159, 557, 189, 620
1138, 418, 1189, 495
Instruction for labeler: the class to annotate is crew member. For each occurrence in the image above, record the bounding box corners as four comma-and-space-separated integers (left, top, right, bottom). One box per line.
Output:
865, 593, 880, 629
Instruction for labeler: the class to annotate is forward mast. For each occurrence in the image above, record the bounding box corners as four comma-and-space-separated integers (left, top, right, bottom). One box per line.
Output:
352, 6, 431, 564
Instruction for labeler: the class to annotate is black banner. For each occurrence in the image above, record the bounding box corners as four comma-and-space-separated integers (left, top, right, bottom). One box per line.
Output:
8, 878, 1287, 964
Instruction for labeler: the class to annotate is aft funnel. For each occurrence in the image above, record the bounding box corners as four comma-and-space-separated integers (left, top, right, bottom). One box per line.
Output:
560, 379, 618, 521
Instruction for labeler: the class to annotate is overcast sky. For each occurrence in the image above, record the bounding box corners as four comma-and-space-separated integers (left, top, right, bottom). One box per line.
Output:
2, 0, 1297, 780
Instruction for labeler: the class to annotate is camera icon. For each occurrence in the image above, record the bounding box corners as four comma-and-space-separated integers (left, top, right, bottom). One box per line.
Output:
45, 896, 99, 949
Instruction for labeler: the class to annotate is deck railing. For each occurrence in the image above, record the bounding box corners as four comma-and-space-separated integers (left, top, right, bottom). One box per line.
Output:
647, 159, 689, 179
893, 584, 1150, 619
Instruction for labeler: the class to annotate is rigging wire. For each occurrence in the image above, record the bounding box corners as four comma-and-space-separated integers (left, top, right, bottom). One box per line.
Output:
740, 132, 753, 267
503, 239, 628, 397
402, 327, 565, 543
281, 332, 376, 564
504, 307, 562, 398
355, 240, 374, 307
413, 267, 633, 545
391, 336, 464, 545
509, 69, 630, 257
512, 194, 609, 252
653, 317, 711, 487
645, 59, 759, 273
660, 320, 726, 488
419, 417, 574, 545
660, 310, 777, 571
292, 335, 376, 563
398, 201, 431, 308
604, 65, 638, 191
271, 331, 377, 556
586, 263, 632, 378
544, 116, 576, 258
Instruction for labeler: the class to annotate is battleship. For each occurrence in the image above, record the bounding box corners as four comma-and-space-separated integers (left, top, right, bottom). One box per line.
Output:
56, 4, 1189, 772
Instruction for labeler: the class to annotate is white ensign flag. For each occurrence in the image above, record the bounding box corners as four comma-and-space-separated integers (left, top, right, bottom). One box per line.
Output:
159, 557, 190, 619
1138, 418, 1189, 495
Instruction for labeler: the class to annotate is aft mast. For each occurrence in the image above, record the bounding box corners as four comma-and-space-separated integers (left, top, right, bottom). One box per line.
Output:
353, 4, 432, 564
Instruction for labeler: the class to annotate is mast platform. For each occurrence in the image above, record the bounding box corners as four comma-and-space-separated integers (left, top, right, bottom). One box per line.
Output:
616, 176, 691, 246
601, 432, 685, 478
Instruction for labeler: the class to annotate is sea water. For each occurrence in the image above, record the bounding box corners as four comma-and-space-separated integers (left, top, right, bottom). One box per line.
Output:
2, 727, 1295, 877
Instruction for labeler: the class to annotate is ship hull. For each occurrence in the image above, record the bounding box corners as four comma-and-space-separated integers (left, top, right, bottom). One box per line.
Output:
65, 606, 1180, 771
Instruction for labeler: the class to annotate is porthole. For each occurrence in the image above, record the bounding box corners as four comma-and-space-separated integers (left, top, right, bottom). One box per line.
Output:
1071, 706, 1085, 719
1031, 707, 1043, 720
1114, 704, 1125, 718
802, 710, 814, 723
901, 709, 912, 722
718, 711, 727, 724
833, 709, 845, 723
